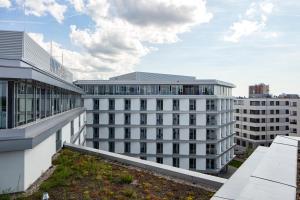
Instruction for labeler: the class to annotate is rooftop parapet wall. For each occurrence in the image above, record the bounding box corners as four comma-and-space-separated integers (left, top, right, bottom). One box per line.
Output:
64, 143, 227, 191
0, 30, 73, 82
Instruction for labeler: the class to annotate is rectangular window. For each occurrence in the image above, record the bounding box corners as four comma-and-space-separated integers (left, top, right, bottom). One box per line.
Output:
156, 143, 163, 154
189, 143, 196, 155
206, 159, 215, 169
173, 128, 180, 140
140, 113, 147, 125
109, 142, 115, 152
124, 113, 131, 125
156, 113, 163, 125
93, 141, 99, 149
56, 129, 62, 151
189, 129, 196, 140
189, 99, 196, 111
140, 142, 147, 153
140, 99, 147, 110
206, 99, 216, 111
189, 158, 196, 170
124, 128, 131, 139
93, 127, 99, 138
156, 157, 163, 164
189, 114, 196, 125
109, 127, 115, 139
140, 128, 147, 139
157, 99, 163, 111
173, 143, 179, 154
173, 157, 179, 168
124, 99, 131, 110
109, 113, 115, 124
206, 129, 216, 140
93, 113, 99, 124
156, 128, 163, 139
124, 142, 131, 153
173, 113, 180, 125
173, 99, 180, 111
93, 99, 99, 110
109, 99, 115, 110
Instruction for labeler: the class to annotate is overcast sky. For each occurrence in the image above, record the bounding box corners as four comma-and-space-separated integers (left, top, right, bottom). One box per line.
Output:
0, 0, 299, 96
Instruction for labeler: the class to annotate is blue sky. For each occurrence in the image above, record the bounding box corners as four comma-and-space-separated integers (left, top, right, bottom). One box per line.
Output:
0, 0, 299, 96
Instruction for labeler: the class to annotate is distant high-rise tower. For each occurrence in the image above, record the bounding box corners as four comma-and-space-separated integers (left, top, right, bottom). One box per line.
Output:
249, 83, 270, 98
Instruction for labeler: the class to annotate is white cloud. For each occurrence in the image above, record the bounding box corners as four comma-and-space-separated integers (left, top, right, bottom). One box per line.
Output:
67, 0, 213, 79
0, 0, 11, 8
17, 0, 67, 23
68, 0, 85, 12
225, 0, 276, 42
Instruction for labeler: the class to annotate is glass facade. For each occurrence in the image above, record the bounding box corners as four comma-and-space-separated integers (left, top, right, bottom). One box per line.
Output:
0, 81, 7, 129
13, 80, 82, 127
77, 84, 232, 96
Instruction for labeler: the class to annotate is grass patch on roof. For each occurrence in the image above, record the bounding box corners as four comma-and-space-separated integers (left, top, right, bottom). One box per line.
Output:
15, 149, 213, 200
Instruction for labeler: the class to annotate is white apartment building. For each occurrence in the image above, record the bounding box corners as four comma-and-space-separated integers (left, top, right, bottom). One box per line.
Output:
234, 97, 300, 152
75, 72, 236, 174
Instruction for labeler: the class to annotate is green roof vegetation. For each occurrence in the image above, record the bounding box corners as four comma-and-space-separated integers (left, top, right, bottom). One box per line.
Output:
9, 149, 213, 200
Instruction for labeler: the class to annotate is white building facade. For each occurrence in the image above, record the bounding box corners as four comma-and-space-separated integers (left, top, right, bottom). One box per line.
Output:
234, 97, 300, 152
75, 72, 236, 174
0, 30, 86, 193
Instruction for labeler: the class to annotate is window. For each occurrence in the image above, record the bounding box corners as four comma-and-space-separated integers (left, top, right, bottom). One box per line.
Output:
93, 141, 99, 149
0, 81, 7, 129
109, 99, 115, 110
157, 99, 163, 111
140, 113, 147, 125
140, 156, 147, 160
71, 120, 74, 136
189, 158, 196, 170
173, 99, 179, 111
276, 110, 279, 114
189, 143, 196, 155
173, 113, 180, 125
206, 159, 215, 169
156, 113, 163, 125
285, 101, 289, 106
206, 144, 215, 154
276, 101, 280, 106
140, 128, 147, 139
189, 129, 196, 140
261, 127, 266, 131
140, 142, 147, 153
93, 127, 99, 138
173, 143, 179, 154
270, 101, 274, 106
261, 135, 266, 139
276, 118, 279, 123
286, 110, 290, 114
56, 129, 62, 151
276, 126, 279, 131
93, 99, 99, 110
243, 109, 247, 114
124, 142, 131, 153
140, 99, 147, 110
93, 113, 99, 124
270, 135, 274, 139
189, 99, 196, 111
156, 157, 163, 164
207, 129, 216, 140
206, 99, 216, 111
109, 142, 115, 152
270, 110, 274, 115
156, 143, 163, 154
173, 128, 179, 140
124, 128, 131, 139
124, 99, 131, 110
124, 113, 131, 125
207, 115, 216, 126
189, 114, 196, 125
109, 113, 115, 124
173, 157, 179, 168
156, 128, 163, 139
109, 128, 115, 139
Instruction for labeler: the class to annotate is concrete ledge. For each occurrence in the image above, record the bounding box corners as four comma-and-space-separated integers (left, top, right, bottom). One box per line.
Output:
64, 143, 227, 190
0, 108, 85, 152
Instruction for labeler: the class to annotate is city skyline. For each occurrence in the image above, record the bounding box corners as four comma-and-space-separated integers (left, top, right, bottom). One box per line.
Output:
0, 0, 299, 96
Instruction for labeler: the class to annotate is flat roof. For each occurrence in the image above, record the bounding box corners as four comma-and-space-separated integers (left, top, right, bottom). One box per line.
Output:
212, 136, 298, 200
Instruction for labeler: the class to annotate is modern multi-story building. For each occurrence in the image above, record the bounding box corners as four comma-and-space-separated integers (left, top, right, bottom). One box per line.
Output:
75, 72, 236, 174
249, 83, 270, 98
234, 90, 300, 153
0, 30, 86, 193
234, 98, 291, 152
